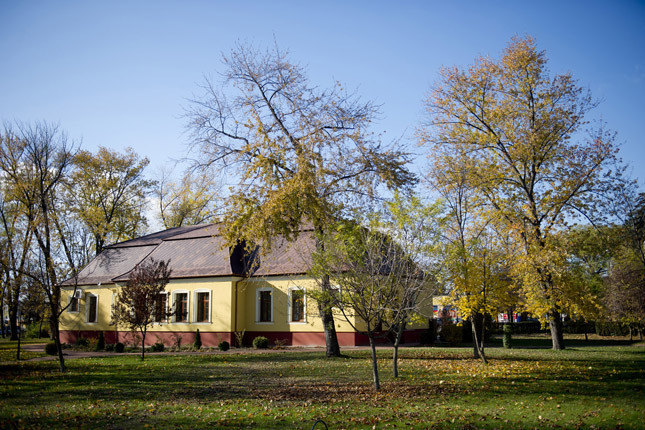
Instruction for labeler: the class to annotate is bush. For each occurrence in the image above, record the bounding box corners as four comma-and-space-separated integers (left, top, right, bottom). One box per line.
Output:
115, 342, 125, 353
596, 321, 629, 336
419, 329, 435, 345
439, 323, 461, 346
564, 319, 595, 334
96, 331, 105, 351
44, 342, 58, 355
218, 341, 230, 351
503, 323, 512, 349
104, 343, 115, 352
74, 337, 89, 348
194, 329, 202, 350
252, 336, 269, 349
25, 323, 49, 339
151, 342, 165, 352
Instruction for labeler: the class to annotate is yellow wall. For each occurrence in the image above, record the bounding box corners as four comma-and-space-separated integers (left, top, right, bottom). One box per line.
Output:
237, 275, 357, 333
59, 275, 358, 333
60, 277, 240, 333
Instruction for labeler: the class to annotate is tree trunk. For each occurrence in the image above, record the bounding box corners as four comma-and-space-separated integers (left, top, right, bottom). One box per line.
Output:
471, 318, 487, 364
315, 225, 341, 358
629, 325, 633, 342
49, 309, 66, 373
0, 301, 5, 338
320, 303, 341, 357
9, 303, 18, 341
16, 315, 21, 361
368, 335, 380, 390
392, 324, 404, 378
141, 331, 146, 361
548, 310, 565, 350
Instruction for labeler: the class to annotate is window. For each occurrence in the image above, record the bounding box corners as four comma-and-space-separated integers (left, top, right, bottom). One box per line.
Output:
69, 295, 79, 313
289, 288, 305, 323
153, 293, 167, 323
195, 291, 210, 323
329, 285, 341, 308
256, 288, 273, 323
86, 294, 98, 323
173, 292, 188, 323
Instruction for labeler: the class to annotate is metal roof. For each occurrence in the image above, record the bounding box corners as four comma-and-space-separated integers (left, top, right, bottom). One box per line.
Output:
63, 223, 315, 286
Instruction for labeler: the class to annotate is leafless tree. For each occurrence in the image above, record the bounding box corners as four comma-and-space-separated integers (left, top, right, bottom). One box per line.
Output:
111, 258, 172, 361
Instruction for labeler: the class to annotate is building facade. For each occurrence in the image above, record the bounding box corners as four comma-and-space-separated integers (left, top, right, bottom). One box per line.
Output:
60, 223, 427, 347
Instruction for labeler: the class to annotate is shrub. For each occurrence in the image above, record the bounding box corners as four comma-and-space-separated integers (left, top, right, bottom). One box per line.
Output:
151, 342, 165, 352
44, 342, 58, 355
234, 329, 246, 348
218, 341, 230, 351
26, 323, 49, 339
503, 323, 512, 349
96, 331, 105, 351
595, 321, 629, 336
88, 337, 99, 351
273, 339, 287, 349
74, 337, 89, 348
419, 329, 435, 345
194, 329, 202, 350
104, 343, 115, 352
252, 336, 269, 349
438, 322, 461, 346
115, 342, 125, 353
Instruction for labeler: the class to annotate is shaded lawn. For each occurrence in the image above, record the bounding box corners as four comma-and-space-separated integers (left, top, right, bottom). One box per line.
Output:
0, 346, 643, 429
0, 339, 47, 362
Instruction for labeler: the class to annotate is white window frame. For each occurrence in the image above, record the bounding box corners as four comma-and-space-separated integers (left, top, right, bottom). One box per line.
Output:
329, 284, 342, 310
153, 292, 169, 324
255, 287, 273, 324
288, 286, 306, 324
172, 290, 190, 323
193, 289, 212, 324
85, 293, 98, 324
68, 294, 79, 313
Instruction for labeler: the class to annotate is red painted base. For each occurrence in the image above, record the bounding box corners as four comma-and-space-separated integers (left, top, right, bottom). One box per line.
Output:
59, 329, 426, 348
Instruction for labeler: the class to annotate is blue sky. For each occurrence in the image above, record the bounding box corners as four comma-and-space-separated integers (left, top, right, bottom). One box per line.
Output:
1, 1, 644, 187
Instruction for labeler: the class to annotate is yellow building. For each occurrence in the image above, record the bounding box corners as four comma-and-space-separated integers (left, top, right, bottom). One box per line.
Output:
60, 224, 429, 347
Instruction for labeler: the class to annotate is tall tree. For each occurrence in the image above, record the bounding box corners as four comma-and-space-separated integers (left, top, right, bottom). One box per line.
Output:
0, 122, 77, 371
421, 36, 624, 350
111, 258, 172, 361
70, 147, 152, 255
186, 43, 415, 357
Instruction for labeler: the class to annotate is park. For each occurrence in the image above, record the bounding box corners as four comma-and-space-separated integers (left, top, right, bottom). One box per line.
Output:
1, 333, 643, 429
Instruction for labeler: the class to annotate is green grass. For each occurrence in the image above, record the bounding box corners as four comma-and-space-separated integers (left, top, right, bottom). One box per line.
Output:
0, 344, 643, 429
0, 338, 48, 362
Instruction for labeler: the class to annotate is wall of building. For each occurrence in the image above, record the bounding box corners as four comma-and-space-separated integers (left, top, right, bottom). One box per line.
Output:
59, 274, 428, 347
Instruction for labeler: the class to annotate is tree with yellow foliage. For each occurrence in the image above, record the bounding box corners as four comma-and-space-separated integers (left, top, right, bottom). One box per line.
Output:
422, 36, 625, 350
186, 43, 415, 357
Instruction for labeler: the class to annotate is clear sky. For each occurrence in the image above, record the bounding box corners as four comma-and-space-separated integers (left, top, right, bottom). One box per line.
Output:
1, 1, 644, 187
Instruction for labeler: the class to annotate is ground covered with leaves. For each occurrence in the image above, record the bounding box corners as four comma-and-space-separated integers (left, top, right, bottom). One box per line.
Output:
0, 345, 643, 429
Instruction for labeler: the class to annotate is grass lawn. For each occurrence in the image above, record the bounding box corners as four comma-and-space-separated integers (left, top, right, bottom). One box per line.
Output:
0, 338, 48, 362
0, 341, 643, 429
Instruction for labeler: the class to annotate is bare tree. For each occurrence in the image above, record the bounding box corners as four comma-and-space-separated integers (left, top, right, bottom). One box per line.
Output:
0, 122, 77, 372
111, 258, 172, 361
312, 196, 440, 389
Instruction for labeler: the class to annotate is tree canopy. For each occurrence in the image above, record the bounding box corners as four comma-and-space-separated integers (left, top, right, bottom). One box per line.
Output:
421, 36, 625, 349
